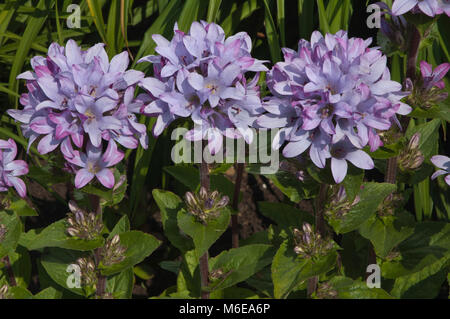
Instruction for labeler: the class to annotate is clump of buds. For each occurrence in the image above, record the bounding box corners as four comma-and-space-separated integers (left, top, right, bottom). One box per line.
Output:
377, 3, 409, 56
405, 61, 450, 110
398, 133, 424, 171
377, 192, 403, 216
279, 160, 308, 182
0, 285, 9, 299
185, 187, 229, 224
76, 256, 97, 288
66, 201, 103, 240
325, 186, 360, 219
100, 235, 127, 266
0, 224, 6, 242
209, 268, 225, 281
293, 223, 334, 259
316, 282, 338, 299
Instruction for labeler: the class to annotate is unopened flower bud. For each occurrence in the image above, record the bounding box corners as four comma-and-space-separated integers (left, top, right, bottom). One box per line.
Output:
184, 188, 229, 224
66, 201, 103, 240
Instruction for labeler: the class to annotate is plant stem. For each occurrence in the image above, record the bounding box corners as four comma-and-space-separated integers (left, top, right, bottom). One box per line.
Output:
231, 163, 244, 249
89, 194, 106, 298
3, 256, 17, 287
385, 26, 421, 185
307, 183, 328, 298
199, 158, 210, 299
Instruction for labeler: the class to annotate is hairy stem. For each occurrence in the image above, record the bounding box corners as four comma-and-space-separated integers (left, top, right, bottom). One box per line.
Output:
307, 183, 328, 298
385, 27, 421, 185
3, 256, 17, 287
199, 159, 210, 299
231, 163, 244, 249
89, 194, 106, 298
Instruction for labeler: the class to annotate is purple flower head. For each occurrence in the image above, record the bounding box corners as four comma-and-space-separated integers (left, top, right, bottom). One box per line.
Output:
258, 30, 411, 183
66, 140, 124, 189
391, 0, 449, 17
407, 61, 450, 109
8, 40, 147, 188
420, 61, 450, 91
0, 139, 29, 198
138, 21, 267, 154
430, 155, 450, 186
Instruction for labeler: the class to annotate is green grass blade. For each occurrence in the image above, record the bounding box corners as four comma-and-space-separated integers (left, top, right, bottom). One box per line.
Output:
133, 0, 184, 68
276, 0, 285, 47
316, 0, 330, 34
298, 0, 314, 39
262, 0, 281, 62
178, 0, 209, 33
207, 0, 222, 22
87, 0, 107, 43
220, 0, 259, 36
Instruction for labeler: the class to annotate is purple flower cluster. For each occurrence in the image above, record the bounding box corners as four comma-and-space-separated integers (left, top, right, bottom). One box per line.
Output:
138, 22, 268, 154
392, 0, 450, 17
0, 139, 29, 198
8, 40, 147, 189
431, 155, 450, 185
258, 31, 412, 183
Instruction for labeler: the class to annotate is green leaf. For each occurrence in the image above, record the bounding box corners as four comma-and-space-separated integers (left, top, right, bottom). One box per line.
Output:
207, 0, 222, 22
33, 287, 63, 299
9, 245, 31, 288
86, 0, 107, 43
177, 0, 209, 32
381, 222, 450, 298
208, 244, 276, 291
210, 286, 260, 299
221, 0, 259, 36
8, 286, 33, 299
40, 248, 86, 296
153, 189, 194, 252
106, 267, 134, 299
0, 210, 22, 258
19, 219, 104, 251
108, 215, 130, 239
8, 198, 38, 216
342, 166, 364, 201
327, 276, 393, 299
100, 231, 161, 276
406, 118, 441, 158
272, 240, 337, 299
327, 182, 397, 234
262, 0, 281, 62
258, 202, 313, 229
177, 208, 230, 261
359, 211, 415, 258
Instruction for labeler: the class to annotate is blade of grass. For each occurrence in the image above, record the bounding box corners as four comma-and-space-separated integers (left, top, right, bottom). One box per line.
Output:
207, 0, 222, 22
298, 0, 314, 39
133, 0, 184, 68
86, 0, 107, 43
54, 0, 64, 44
316, 0, 330, 34
178, 0, 209, 33
276, 0, 285, 47
8, 0, 53, 108
221, 0, 259, 36
262, 0, 281, 62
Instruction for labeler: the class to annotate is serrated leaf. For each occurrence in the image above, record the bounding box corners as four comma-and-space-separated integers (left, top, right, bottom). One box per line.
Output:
153, 189, 194, 252
19, 219, 104, 251
100, 231, 161, 276
106, 267, 134, 299
328, 276, 393, 299
208, 244, 275, 291
272, 240, 337, 299
177, 208, 230, 261
359, 211, 415, 258
258, 202, 313, 229
327, 182, 397, 234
